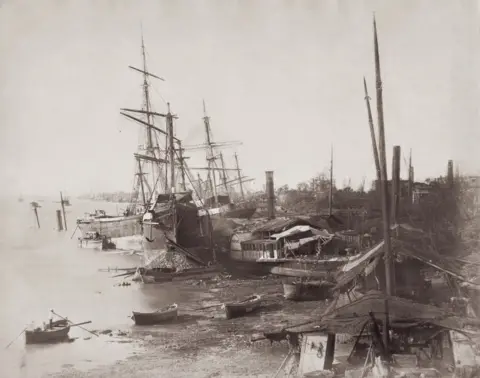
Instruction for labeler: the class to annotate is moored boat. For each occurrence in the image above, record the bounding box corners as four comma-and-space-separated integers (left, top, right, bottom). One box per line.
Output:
133, 265, 222, 283
132, 304, 178, 325
78, 231, 116, 250
77, 210, 143, 240
222, 294, 262, 319
25, 324, 70, 344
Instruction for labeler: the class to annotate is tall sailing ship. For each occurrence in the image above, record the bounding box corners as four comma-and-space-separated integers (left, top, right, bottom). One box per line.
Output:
192, 102, 257, 220
76, 38, 169, 242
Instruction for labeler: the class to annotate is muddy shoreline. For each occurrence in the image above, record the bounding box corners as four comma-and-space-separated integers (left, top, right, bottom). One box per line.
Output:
46, 276, 329, 377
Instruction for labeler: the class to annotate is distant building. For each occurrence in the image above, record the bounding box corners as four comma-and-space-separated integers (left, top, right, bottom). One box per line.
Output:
412, 182, 432, 204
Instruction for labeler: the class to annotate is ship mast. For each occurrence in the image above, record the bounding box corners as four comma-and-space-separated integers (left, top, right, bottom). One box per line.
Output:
374, 16, 393, 353
234, 152, 245, 200
166, 102, 176, 193
329, 145, 334, 216
141, 36, 153, 152
176, 140, 187, 191
219, 152, 229, 194
120, 35, 169, 210
203, 100, 219, 205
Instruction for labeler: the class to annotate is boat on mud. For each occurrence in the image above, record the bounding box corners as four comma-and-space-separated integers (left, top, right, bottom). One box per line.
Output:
132, 265, 221, 283
131, 304, 178, 325
222, 294, 262, 319
283, 280, 334, 301
25, 320, 71, 344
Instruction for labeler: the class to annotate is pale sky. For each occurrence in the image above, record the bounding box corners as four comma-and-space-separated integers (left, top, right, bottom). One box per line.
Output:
1, 0, 479, 197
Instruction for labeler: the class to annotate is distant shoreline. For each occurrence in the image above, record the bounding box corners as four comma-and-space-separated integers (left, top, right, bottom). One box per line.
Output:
78, 193, 134, 203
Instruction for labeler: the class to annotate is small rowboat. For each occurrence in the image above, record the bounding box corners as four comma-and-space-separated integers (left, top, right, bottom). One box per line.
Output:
25, 323, 70, 344
132, 304, 178, 325
222, 294, 262, 320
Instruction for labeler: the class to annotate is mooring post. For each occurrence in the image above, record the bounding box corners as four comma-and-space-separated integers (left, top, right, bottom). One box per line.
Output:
60, 191, 67, 231
31, 204, 41, 229
56, 210, 64, 231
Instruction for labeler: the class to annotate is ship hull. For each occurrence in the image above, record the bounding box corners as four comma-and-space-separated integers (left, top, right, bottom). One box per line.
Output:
142, 197, 213, 266
77, 214, 143, 239
199, 205, 257, 221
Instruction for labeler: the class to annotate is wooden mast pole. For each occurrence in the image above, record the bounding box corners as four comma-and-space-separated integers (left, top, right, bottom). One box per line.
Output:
219, 152, 229, 194
363, 77, 382, 190
141, 36, 153, 150
177, 140, 187, 191
407, 149, 413, 204
136, 158, 147, 206
329, 145, 334, 216
203, 100, 218, 205
391, 146, 401, 224
373, 16, 393, 354
234, 152, 245, 200
141, 34, 154, 206
197, 173, 204, 200
167, 102, 176, 193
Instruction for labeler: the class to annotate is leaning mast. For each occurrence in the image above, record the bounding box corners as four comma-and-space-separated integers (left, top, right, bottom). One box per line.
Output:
203, 100, 219, 205
234, 152, 245, 200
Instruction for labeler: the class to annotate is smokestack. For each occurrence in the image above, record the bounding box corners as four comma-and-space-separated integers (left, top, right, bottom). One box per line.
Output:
447, 160, 454, 189
265, 171, 276, 219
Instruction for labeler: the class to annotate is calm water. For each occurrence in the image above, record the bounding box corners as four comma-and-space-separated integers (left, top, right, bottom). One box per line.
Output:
0, 198, 194, 377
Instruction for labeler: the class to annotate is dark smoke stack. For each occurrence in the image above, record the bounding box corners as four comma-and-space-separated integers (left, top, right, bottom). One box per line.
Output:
265, 171, 275, 219
447, 160, 454, 189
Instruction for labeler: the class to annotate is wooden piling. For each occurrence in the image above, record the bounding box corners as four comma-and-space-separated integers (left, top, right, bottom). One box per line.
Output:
56, 210, 64, 231
31, 205, 40, 229
60, 192, 68, 231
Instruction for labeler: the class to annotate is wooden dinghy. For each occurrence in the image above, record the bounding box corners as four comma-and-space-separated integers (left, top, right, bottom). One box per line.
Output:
132, 303, 178, 325
283, 280, 334, 301
136, 265, 221, 283
25, 323, 70, 344
222, 294, 262, 320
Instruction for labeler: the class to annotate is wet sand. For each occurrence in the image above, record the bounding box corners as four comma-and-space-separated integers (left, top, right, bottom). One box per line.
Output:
46, 276, 329, 377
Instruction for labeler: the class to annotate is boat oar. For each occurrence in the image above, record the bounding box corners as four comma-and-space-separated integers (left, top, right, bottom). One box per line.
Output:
112, 271, 135, 278
52, 311, 98, 337
69, 321, 92, 328
4, 327, 28, 349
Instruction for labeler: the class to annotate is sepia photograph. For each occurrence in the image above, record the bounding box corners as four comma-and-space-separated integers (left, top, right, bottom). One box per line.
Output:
1, 0, 480, 377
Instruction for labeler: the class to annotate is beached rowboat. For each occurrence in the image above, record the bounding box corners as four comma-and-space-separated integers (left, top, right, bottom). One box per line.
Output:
132, 304, 178, 325
25, 324, 70, 344
222, 294, 262, 319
